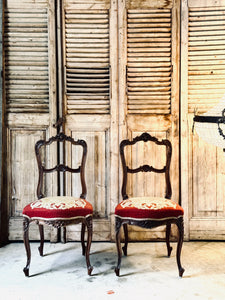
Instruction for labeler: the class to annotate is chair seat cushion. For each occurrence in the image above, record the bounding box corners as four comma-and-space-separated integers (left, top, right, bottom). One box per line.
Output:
115, 197, 184, 220
23, 196, 93, 220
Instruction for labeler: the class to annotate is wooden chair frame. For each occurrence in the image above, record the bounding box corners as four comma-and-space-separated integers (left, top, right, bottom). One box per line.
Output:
23, 132, 93, 276
115, 132, 184, 277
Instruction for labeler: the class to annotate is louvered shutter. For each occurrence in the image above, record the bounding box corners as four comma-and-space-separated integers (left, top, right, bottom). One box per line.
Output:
4, 0, 57, 241
188, 7, 225, 114
127, 9, 172, 114
65, 9, 110, 114
4, 7, 49, 113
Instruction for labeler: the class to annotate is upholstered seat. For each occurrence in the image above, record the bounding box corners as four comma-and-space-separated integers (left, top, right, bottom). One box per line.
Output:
115, 197, 184, 220
23, 196, 93, 220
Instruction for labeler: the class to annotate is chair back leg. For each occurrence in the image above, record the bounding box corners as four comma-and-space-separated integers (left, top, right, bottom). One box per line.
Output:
122, 224, 128, 256
38, 224, 44, 256
81, 223, 86, 256
166, 223, 173, 257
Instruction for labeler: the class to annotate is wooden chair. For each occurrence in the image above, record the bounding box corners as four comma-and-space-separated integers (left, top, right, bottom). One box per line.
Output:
114, 132, 185, 277
22, 132, 93, 276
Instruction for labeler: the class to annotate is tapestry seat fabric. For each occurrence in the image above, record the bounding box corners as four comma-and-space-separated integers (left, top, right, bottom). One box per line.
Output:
23, 196, 93, 220
115, 196, 184, 220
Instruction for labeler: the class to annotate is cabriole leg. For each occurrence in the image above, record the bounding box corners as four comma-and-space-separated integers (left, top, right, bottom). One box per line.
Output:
115, 217, 123, 276
85, 216, 93, 275
166, 223, 172, 257
81, 222, 86, 256
23, 217, 31, 277
38, 224, 44, 256
176, 217, 185, 277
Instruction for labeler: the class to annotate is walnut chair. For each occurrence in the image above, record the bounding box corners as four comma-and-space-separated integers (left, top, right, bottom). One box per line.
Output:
114, 132, 185, 277
22, 132, 93, 276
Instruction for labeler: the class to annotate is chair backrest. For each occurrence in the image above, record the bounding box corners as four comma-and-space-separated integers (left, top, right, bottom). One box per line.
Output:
35, 132, 87, 199
120, 132, 172, 200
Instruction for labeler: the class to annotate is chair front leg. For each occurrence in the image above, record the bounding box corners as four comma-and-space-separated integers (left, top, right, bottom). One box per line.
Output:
38, 224, 44, 256
176, 217, 185, 277
23, 217, 31, 277
85, 216, 93, 276
166, 223, 172, 257
115, 217, 123, 276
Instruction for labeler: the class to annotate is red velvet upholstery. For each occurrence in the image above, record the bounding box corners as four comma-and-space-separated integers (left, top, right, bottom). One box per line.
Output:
115, 197, 184, 220
23, 196, 93, 220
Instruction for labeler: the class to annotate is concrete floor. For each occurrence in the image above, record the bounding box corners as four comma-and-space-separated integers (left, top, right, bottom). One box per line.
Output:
0, 241, 225, 300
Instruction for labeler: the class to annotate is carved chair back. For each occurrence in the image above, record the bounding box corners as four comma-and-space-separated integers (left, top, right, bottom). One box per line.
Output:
35, 132, 87, 200
120, 132, 172, 200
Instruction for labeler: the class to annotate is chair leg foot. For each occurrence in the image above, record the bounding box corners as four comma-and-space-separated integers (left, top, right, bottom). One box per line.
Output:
23, 267, 29, 277
38, 246, 44, 257
122, 245, 127, 256
82, 246, 86, 256
115, 267, 120, 277
167, 246, 172, 257
88, 266, 93, 276
179, 267, 185, 278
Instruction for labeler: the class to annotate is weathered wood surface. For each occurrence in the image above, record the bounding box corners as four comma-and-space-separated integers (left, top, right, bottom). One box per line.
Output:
4, 0, 57, 241
62, 0, 116, 241
181, 1, 225, 240
4, 0, 225, 242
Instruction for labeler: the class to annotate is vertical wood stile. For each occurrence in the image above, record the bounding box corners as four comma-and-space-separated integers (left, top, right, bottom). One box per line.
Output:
180, 0, 189, 239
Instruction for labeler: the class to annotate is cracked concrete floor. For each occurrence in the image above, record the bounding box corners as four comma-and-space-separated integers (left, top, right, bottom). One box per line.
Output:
0, 241, 225, 300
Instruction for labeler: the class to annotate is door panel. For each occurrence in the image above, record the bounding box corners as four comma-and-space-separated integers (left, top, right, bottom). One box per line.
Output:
181, 0, 225, 239
5, 0, 225, 242
118, 0, 180, 240
3, 0, 57, 240
62, 0, 118, 241
64, 121, 111, 241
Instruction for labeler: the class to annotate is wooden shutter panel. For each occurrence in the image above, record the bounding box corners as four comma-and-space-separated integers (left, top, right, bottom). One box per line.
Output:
127, 9, 172, 114
65, 9, 110, 114
188, 7, 225, 114
4, 7, 49, 113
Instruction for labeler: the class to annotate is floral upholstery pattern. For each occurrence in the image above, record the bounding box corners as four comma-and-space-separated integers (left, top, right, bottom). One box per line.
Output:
23, 196, 93, 220
115, 196, 184, 220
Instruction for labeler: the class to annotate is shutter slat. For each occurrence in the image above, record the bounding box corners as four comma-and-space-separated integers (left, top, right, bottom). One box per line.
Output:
4, 7, 49, 113
188, 8, 225, 114
65, 9, 110, 114
127, 8, 172, 114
